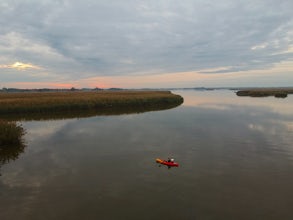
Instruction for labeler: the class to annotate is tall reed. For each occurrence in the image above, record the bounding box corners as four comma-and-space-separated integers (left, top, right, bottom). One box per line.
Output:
0, 120, 25, 147
0, 121, 26, 173
0, 91, 184, 115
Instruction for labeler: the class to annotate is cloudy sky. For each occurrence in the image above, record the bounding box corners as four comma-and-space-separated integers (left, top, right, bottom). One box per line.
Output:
1, 0, 293, 88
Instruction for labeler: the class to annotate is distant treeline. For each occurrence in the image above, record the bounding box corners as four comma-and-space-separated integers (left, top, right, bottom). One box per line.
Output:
0, 87, 122, 93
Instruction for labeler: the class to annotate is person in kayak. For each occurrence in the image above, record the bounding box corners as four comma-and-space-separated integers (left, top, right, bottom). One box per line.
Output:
167, 158, 175, 163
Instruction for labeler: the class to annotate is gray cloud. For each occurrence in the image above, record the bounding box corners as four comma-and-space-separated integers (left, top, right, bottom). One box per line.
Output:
0, 0, 293, 83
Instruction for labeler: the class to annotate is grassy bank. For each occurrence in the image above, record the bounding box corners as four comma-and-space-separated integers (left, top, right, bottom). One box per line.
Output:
236, 88, 293, 98
0, 120, 25, 147
0, 91, 183, 119
0, 121, 26, 169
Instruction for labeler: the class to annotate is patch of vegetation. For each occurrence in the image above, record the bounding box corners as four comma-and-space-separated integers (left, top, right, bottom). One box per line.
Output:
274, 92, 288, 98
0, 121, 26, 175
0, 120, 25, 147
0, 91, 183, 120
236, 88, 293, 98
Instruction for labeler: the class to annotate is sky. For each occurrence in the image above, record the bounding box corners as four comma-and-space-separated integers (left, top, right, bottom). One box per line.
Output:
0, 0, 293, 89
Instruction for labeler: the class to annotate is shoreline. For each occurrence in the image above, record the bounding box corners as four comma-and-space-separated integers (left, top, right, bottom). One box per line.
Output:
0, 90, 183, 120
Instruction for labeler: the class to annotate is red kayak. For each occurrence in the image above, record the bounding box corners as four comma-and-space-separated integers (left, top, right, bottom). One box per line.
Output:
156, 158, 179, 167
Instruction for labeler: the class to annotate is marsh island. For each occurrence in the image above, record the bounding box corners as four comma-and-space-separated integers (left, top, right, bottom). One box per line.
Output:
236, 88, 293, 98
0, 90, 183, 120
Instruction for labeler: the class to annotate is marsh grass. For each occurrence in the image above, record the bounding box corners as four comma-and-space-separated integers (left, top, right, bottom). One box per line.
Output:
236, 88, 293, 98
0, 121, 26, 174
0, 120, 25, 147
0, 91, 184, 117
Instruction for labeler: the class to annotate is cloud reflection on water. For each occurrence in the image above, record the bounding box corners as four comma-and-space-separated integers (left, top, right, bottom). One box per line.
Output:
180, 90, 293, 115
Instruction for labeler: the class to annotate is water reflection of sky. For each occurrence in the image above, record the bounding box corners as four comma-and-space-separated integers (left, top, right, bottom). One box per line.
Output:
1, 90, 293, 219
179, 90, 293, 115
178, 90, 293, 154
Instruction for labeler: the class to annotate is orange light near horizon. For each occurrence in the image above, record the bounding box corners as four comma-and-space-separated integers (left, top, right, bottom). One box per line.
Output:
4, 60, 293, 90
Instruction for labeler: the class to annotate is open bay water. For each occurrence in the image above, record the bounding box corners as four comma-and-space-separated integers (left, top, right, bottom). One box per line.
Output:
1, 90, 293, 220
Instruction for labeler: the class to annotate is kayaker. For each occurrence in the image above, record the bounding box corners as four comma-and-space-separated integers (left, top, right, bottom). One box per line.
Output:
168, 158, 175, 163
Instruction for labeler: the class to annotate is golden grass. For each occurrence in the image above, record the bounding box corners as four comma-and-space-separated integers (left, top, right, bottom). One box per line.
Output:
0, 90, 184, 116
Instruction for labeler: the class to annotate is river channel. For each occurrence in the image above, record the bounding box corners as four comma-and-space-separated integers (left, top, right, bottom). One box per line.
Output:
1, 90, 293, 220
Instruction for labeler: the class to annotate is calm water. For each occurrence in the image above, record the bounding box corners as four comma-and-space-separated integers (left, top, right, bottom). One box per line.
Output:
1, 90, 293, 220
